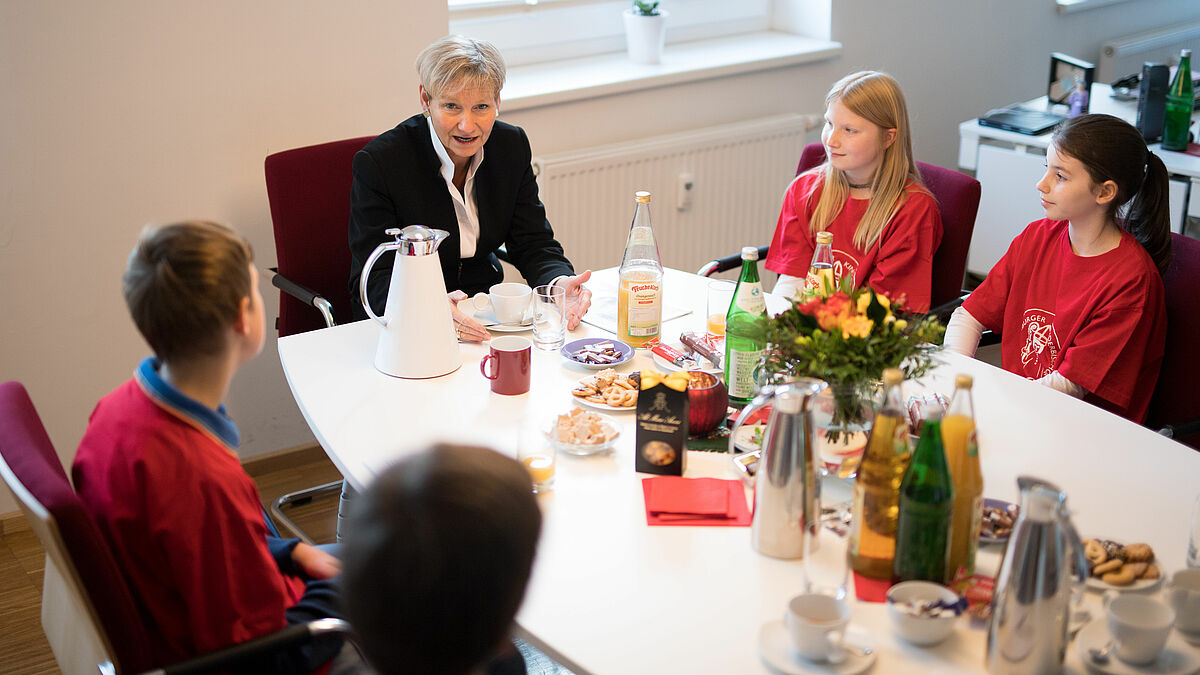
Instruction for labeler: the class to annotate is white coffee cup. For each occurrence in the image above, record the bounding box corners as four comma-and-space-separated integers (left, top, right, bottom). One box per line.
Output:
785, 593, 850, 662
1167, 568, 1200, 634
472, 283, 532, 325
1105, 594, 1175, 665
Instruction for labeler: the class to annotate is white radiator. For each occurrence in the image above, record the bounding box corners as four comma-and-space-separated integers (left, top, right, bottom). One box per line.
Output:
532, 113, 820, 277
1098, 21, 1200, 83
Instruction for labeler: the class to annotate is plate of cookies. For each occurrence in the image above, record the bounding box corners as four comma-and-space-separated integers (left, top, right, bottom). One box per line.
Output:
570, 368, 639, 411
547, 408, 620, 456
1082, 538, 1163, 591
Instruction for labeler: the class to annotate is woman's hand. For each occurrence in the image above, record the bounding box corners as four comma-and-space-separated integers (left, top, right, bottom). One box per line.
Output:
448, 290, 490, 342
291, 542, 340, 580
558, 271, 593, 330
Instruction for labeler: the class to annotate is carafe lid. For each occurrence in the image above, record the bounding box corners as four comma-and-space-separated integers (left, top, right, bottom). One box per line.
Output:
389, 225, 449, 256
1017, 475, 1066, 522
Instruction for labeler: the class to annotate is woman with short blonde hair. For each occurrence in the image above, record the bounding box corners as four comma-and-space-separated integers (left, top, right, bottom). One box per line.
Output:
765, 71, 943, 312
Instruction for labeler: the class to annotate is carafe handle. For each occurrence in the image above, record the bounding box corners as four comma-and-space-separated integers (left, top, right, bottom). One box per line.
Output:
728, 388, 775, 485
1061, 508, 1090, 586
359, 229, 403, 327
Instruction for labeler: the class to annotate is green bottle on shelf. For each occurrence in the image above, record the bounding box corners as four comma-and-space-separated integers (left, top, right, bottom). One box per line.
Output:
724, 247, 767, 406
1162, 49, 1193, 152
892, 410, 955, 584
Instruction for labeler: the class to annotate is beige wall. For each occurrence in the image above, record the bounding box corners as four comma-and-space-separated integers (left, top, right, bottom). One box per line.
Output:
2, 0, 1195, 514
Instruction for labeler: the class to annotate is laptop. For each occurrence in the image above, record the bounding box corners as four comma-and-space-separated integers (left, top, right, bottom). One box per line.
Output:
978, 107, 1067, 136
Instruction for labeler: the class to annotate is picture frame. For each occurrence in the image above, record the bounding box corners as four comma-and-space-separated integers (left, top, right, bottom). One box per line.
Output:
1048, 52, 1095, 112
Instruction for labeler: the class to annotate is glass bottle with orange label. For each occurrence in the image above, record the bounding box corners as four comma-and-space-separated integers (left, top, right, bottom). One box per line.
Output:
617, 191, 663, 347
801, 231, 835, 300
942, 374, 983, 582
848, 368, 912, 580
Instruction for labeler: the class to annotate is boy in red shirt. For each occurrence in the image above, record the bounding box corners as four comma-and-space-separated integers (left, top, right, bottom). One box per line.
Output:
73, 221, 365, 673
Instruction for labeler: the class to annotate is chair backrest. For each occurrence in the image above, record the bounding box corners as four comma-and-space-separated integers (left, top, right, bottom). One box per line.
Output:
795, 142, 982, 309
1147, 233, 1200, 448
265, 136, 374, 337
0, 381, 154, 673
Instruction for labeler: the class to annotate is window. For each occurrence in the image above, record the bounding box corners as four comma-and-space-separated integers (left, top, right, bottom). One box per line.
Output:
450, 0, 773, 66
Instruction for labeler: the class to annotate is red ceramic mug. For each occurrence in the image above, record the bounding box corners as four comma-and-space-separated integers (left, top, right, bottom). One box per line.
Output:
480, 336, 532, 395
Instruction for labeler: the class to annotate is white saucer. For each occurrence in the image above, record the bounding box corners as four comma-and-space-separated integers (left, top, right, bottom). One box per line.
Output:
758, 621, 876, 675
1075, 617, 1200, 675
456, 300, 533, 332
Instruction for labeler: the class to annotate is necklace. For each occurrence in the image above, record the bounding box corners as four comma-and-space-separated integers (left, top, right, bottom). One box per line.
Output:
847, 180, 872, 189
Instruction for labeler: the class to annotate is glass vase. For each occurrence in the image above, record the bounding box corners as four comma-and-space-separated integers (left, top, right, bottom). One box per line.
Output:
812, 380, 879, 477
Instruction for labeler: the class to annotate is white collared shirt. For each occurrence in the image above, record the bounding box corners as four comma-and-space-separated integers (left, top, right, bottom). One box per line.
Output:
426, 116, 482, 258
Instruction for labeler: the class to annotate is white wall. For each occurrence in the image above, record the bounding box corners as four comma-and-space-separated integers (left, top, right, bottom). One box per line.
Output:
2, 0, 1195, 514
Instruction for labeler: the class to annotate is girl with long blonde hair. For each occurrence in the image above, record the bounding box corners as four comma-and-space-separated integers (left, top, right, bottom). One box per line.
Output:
765, 71, 943, 311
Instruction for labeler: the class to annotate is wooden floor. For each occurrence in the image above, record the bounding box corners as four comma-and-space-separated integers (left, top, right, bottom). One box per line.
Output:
0, 448, 343, 674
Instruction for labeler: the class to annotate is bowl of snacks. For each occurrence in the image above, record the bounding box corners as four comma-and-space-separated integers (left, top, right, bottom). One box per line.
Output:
980, 498, 1019, 544
886, 581, 964, 646
548, 408, 620, 456
561, 338, 633, 369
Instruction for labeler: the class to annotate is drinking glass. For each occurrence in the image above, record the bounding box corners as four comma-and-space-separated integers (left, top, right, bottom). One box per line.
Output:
706, 280, 735, 339
803, 520, 850, 600
517, 419, 556, 493
532, 284, 567, 351
1189, 493, 1200, 568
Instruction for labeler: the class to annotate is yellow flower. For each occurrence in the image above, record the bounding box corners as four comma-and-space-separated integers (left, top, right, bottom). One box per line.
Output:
794, 335, 811, 345
894, 319, 908, 331
884, 312, 895, 324
856, 293, 872, 314
877, 294, 890, 311
841, 315, 873, 339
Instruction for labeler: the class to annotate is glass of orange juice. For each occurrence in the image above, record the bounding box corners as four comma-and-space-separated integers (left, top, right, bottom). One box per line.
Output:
517, 420, 556, 493
707, 279, 735, 338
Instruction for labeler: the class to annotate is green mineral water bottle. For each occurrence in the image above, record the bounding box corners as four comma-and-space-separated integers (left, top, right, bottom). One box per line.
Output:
724, 247, 767, 405
1162, 49, 1194, 152
893, 409, 954, 584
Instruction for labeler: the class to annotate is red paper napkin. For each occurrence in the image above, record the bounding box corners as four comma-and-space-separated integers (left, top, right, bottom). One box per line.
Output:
852, 572, 892, 603
641, 477, 751, 526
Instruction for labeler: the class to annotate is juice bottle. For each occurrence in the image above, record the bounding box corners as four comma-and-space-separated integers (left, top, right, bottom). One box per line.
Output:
617, 191, 663, 347
801, 231, 835, 300
848, 368, 912, 580
943, 374, 983, 582
893, 410, 954, 584
724, 247, 767, 405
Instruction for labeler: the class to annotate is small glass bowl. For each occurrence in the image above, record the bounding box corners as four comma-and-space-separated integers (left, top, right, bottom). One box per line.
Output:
546, 410, 620, 456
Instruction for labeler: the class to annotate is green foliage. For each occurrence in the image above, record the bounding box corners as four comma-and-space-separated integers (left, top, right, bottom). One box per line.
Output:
632, 0, 660, 16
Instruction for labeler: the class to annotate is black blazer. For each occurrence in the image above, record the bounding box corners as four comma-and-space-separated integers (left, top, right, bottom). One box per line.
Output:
348, 114, 575, 318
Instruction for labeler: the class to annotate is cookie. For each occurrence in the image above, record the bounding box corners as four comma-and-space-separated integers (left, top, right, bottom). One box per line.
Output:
1123, 562, 1148, 579
1123, 543, 1154, 563
1084, 539, 1107, 565
1140, 563, 1160, 580
1102, 566, 1137, 586
1093, 558, 1123, 576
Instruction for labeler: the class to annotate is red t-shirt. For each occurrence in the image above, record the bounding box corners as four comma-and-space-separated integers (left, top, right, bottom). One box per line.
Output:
764, 172, 943, 312
963, 219, 1165, 422
73, 375, 307, 667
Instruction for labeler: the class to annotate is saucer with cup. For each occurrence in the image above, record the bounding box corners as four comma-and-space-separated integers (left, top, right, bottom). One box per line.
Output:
470, 282, 533, 330
757, 594, 876, 675
1167, 568, 1200, 645
1074, 592, 1199, 674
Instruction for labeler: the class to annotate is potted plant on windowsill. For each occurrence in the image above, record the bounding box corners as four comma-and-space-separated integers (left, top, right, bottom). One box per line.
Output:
623, 0, 668, 65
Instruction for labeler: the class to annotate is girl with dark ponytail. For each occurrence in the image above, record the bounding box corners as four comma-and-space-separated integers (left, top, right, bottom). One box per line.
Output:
945, 114, 1170, 423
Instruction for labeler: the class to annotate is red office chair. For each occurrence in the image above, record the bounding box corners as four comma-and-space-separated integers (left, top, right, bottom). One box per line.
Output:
263, 136, 374, 543
697, 143, 982, 320
0, 381, 356, 674
1146, 233, 1200, 449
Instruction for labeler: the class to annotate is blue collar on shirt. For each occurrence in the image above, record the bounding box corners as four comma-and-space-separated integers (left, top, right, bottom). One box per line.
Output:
135, 356, 240, 449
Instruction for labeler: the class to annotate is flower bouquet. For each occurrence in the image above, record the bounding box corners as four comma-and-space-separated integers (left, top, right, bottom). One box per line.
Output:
759, 278, 944, 442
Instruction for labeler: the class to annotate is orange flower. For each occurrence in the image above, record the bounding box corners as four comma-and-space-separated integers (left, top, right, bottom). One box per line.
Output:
796, 297, 823, 317
841, 315, 874, 339
815, 293, 852, 331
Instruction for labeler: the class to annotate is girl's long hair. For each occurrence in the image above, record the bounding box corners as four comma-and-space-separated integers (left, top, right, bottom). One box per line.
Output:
1051, 114, 1172, 274
806, 71, 926, 250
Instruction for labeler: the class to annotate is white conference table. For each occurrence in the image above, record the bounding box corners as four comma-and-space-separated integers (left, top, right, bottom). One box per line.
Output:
278, 267, 1200, 674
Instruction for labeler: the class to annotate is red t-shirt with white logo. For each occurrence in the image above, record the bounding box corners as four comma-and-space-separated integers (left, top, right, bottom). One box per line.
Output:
764, 172, 943, 312
963, 218, 1165, 422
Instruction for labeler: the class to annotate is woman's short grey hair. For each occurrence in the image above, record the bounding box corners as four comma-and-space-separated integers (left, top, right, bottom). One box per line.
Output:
416, 35, 506, 101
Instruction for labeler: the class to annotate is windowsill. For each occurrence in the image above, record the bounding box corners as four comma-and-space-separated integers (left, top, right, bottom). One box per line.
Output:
502, 31, 842, 112
1055, 0, 1134, 15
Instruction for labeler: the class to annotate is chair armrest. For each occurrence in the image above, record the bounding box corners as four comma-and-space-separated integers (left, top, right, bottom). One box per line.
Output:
139, 618, 357, 675
1157, 418, 1200, 442
697, 246, 769, 277
270, 268, 336, 329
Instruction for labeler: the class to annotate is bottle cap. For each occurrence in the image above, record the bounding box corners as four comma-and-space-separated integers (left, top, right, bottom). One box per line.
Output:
882, 368, 903, 386
1183, 49, 1192, 58
741, 246, 759, 260
816, 231, 833, 244
955, 374, 974, 389
635, 191, 652, 203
